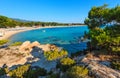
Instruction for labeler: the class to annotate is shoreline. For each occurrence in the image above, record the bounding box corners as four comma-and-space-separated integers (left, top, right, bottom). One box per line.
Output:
0, 25, 87, 40
0, 27, 40, 40
42, 25, 87, 28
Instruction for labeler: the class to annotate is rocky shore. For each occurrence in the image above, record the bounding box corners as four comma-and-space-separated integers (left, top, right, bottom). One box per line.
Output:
81, 57, 120, 78
0, 41, 58, 68
0, 41, 120, 78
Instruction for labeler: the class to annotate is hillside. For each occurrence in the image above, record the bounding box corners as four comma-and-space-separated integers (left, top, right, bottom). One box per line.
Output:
0, 15, 85, 28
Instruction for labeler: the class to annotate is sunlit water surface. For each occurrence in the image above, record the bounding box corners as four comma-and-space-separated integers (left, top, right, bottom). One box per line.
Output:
10, 26, 88, 53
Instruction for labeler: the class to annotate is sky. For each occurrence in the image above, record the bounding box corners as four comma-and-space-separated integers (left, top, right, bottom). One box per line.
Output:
0, 0, 120, 23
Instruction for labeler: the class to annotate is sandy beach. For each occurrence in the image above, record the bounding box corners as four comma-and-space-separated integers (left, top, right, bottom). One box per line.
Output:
0, 25, 86, 40
0, 27, 40, 40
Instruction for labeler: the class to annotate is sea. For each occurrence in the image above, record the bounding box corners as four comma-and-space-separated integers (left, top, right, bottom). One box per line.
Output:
9, 26, 89, 53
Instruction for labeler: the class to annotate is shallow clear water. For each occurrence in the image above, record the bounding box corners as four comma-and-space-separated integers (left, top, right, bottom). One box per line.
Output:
10, 26, 88, 53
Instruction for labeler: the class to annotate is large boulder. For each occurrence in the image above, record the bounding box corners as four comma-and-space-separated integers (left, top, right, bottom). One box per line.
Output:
81, 57, 120, 78
30, 41, 40, 48
19, 41, 58, 52
0, 46, 33, 67
19, 41, 31, 51
38, 44, 58, 52
38, 44, 51, 52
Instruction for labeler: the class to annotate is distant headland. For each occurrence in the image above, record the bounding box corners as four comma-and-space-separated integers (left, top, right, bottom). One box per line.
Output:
0, 15, 85, 28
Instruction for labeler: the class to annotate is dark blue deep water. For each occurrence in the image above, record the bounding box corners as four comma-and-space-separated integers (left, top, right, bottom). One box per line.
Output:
10, 26, 88, 53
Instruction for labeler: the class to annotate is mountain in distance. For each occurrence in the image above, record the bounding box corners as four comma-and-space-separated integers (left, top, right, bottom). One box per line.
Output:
11, 18, 32, 22
11, 18, 85, 25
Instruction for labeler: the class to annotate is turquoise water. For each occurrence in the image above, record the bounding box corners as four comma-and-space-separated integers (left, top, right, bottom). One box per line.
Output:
10, 26, 88, 53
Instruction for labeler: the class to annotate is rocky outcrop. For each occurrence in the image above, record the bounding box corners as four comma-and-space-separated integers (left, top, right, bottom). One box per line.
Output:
38, 44, 51, 51
30, 41, 40, 48
19, 41, 31, 51
38, 44, 58, 52
19, 41, 58, 52
0, 41, 59, 68
0, 46, 33, 67
19, 41, 41, 52
82, 57, 120, 78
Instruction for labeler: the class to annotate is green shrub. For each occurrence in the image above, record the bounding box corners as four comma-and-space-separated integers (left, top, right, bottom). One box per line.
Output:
8, 64, 47, 78
71, 51, 83, 57
44, 49, 68, 61
66, 66, 89, 78
60, 57, 75, 66
0, 40, 8, 45
10, 42, 22, 46
0, 68, 6, 75
47, 73, 60, 78
24, 67, 47, 78
0, 67, 9, 76
8, 64, 30, 78
58, 57, 75, 72
111, 61, 120, 70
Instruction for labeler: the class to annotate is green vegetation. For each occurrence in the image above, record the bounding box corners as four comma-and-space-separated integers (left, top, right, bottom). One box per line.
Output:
84, 4, 120, 55
84, 4, 109, 29
84, 4, 120, 29
8, 64, 30, 78
0, 67, 9, 75
66, 66, 89, 78
8, 64, 47, 78
10, 42, 22, 46
57, 57, 75, 72
111, 61, 120, 70
0, 15, 84, 28
71, 51, 87, 57
0, 4, 120, 78
47, 73, 60, 78
0, 40, 8, 45
60, 57, 75, 66
44, 49, 68, 61
0, 65, 47, 78
0, 15, 69, 28
24, 67, 47, 78
88, 26, 120, 54
0, 16, 17, 28
0, 68, 6, 75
